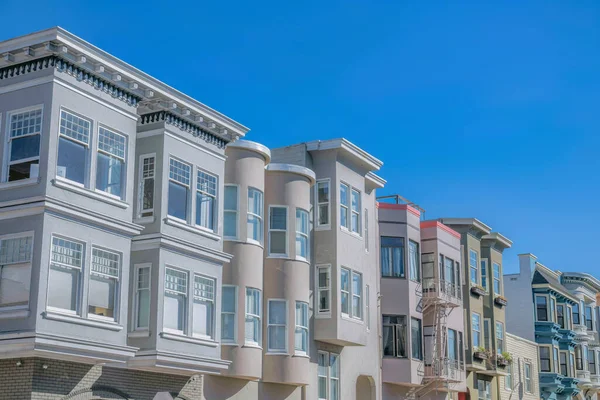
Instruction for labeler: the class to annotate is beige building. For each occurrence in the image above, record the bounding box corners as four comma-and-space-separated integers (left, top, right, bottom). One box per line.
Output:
500, 333, 540, 400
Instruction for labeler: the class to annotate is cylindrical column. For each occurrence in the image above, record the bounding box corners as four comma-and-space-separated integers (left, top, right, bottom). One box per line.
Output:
222, 140, 270, 380
262, 163, 315, 385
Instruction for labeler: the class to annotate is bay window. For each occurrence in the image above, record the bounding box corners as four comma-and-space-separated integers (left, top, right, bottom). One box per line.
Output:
316, 179, 330, 227
540, 347, 551, 372
245, 288, 261, 345
496, 321, 504, 354
381, 236, 405, 278
339, 183, 349, 229
340, 267, 362, 320
340, 268, 350, 316
48, 236, 83, 313
267, 299, 287, 353
318, 351, 340, 400
89, 247, 120, 320
557, 304, 565, 328
317, 265, 331, 314
247, 188, 263, 243
295, 301, 309, 354
382, 315, 407, 357
472, 312, 481, 348
193, 275, 215, 339
57, 110, 90, 185
493, 262, 501, 295
168, 158, 191, 221
409, 240, 420, 282
350, 188, 360, 234
196, 170, 217, 230
573, 303, 581, 325
138, 155, 155, 217
550, 297, 556, 323
0, 234, 33, 310
164, 268, 187, 334
96, 127, 126, 198
269, 206, 287, 256
481, 260, 488, 292
589, 349, 596, 374
585, 306, 594, 331
223, 185, 238, 239
560, 351, 568, 376
134, 264, 150, 330
352, 271, 362, 319
6, 108, 42, 182
295, 209, 309, 260
469, 249, 478, 285
536, 296, 548, 321
221, 285, 237, 342
554, 347, 560, 374
576, 346, 584, 370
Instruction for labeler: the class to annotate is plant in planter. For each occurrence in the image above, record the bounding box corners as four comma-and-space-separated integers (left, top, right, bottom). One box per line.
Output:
470, 285, 486, 297
473, 346, 488, 360
494, 295, 508, 307
496, 352, 513, 367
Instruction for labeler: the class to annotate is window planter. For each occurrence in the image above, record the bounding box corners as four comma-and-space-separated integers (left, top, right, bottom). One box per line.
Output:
470, 285, 486, 297
473, 351, 488, 360
494, 296, 508, 307
496, 357, 509, 367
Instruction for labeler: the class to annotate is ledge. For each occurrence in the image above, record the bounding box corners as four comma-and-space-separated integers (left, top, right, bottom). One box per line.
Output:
0, 309, 30, 320
159, 331, 218, 347
0, 177, 40, 191
52, 177, 129, 209
42, 311, 123, 331
128, 330, 151, 338
164, 216, 221, 241
133, 216, 155, 224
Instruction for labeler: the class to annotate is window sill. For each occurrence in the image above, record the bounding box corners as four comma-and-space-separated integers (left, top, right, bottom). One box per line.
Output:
42, 311, 123, 331
128, 330, 151, 338
266, 351, 288, 356
159, 331, 218, 347
341, 315, 365, 325
52, 177, 129, 209
221, 342, 239, 347
134, 216, 155, 224
164, 216, 221, 241
267, 254, 289, 259
0, 177, 40, 191
242, 343, 263, 350
0, 309, 30, 319
340, 226, 363, 240
293, 352, 310, 358
315, 313, 331, 319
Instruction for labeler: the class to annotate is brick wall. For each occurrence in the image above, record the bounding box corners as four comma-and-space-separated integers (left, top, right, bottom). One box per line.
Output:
500, 334, 540, 400
0, 358, 203, 400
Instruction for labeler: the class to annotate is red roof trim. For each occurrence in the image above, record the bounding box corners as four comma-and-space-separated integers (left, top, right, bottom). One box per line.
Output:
420, 220, 461, 239
377, 202, 420, 217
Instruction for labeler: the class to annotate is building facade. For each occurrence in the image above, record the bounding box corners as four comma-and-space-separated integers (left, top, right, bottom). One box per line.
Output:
500, 333, 540, 400
504, 254, 600, 400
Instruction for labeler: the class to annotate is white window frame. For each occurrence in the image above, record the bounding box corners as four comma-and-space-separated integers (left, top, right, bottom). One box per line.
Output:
351, 270, 363, 320
137, 153, 156, 219
0, 231, 34, 312
56, 108, 92, 187
163, 266, 188, 335
315, 178, 331, 230
316, 265, 331, 317
95, 125, 127, 200
295, 301, 309, 355
493, 262, 501, 295
221, 285, 237, 344
496, 321, 504, 354
192, 273, 216, 340
47, 235, 85, 316
340, 267, 363, 321
339, 182, 349, 230
223, 184, 239, 240
245, 287, 262, 346
167, 157, 192, 223
195, 168, 218, 232
364, 208, 369, 252
267, 299, 288, 354
472, 312, 481, 348
133, 263, 151, 331
481, 259, 488, 293
3, 105, 43, 183
469, 249, 479, 286
295, 208, 309, 261
247, 187, 264, 245
88, 246, 121, 322
318, 351, 340, 400
268, 205, 288, 257
340, 267, 351, 318
525, 362, 533, 393
350, 188, 361, 234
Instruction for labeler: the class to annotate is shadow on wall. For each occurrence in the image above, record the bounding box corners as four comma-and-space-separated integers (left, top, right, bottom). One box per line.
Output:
356, 375, 376, 400
203, 376, 300, 400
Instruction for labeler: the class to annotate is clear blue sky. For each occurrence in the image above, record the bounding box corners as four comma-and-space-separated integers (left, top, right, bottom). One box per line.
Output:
1, 1, 598, 274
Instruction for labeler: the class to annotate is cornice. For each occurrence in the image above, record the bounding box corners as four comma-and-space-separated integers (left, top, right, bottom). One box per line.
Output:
265, 163, 316, 185
140, 111, 227, 149
366, 172, 386, 190
226, 139, 271, 163
561, 273, 600, 294
438, 218, 492, 238
420, 220, 461, 239
481, 232, 512, 252
131, 233, 233, 264
305, 138, 383, 171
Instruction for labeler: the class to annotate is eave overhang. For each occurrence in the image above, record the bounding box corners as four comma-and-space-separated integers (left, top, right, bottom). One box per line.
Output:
438, 218, 492, 238
481, 232, 513, 251
561, 273, 600, 294
305, 138, 383, 172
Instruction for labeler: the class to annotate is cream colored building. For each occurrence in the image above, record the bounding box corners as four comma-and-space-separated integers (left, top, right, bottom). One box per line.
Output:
500, 333, 540, 400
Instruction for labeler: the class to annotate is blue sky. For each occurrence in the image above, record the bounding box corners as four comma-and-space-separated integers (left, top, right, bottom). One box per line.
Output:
1, 1, 598, 274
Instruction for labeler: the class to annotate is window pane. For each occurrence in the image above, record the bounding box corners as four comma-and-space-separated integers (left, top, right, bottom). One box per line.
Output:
57, 137, 87, 184
48, 264, 79, 311
168, 181, 188, 220
224, 212, 237, 238
143, 177, 154, 211
247, 215, 262, 242
340, 184, 348, 206
0, 263, 31, 307
196, 193, 215, 229
268, 326, 286, 350
164, 293, 186, 332
197, 171, 217, 196
98, 127, 126, 159
270, 231, 286, 254
88, 275, 115, 318
352, 273, 362, 295
411, 318, 422, 360
269, 300, 286, 324
193, 299, 213, 338
222, 314, 235, 341
96, 152, 123, 197
295, 326, 308, 352
10, 134, 40, 162
351, 189, 360, 212
222, 287, 236, 313
341, 269, 349, 291
11, 109, 42, 138
248, 189, 263, 216
318, 205, 329, 226
224, 186, 238, 211
137, 286, 150, 329
318, 182, 329, 202
270, 207, 287, 230
330, 354, 339, 378
60, 111, 90, 144
169, 158, 190, 186
340, 205, 347, 228
245, 316, 260, 342
296, 234, 307, 258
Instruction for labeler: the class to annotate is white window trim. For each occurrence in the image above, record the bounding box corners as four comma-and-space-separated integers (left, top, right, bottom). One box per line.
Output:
0, 231, 35, 312
316, 264, 332, 318
339, 182, 350, 231
318, 351, 340, 400
133, 263, 151, 331
469, 248, 479, 286
295, 208, 309, 262
472, 312, 481, 349
163, 266, 188, 335
46, 234, 85, 317
192, 273, 216, 340
481, 259, 488, 293
267, 298, 288, 354
495, 321, 504, 354
223, 184, 239, 240
95, 124, 128, 201
137, 153, 156, 219
350, 188, 361, 235
247, 187, 264, 245
221, 285, 237, 344
268, 205, 288, 258
56, 108, 93, 188
245, 287, 262, 346
315, 178, 331, 230
524, 362, 533, 393
3, 105, 44, 183
88, 246, 121, 323
295, 301, 309, 355
167, 156, 192, 224
340, 267, 363, 321
194, 167, 218, 232
492, 262, 502, 296
351, 270, 362, 321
